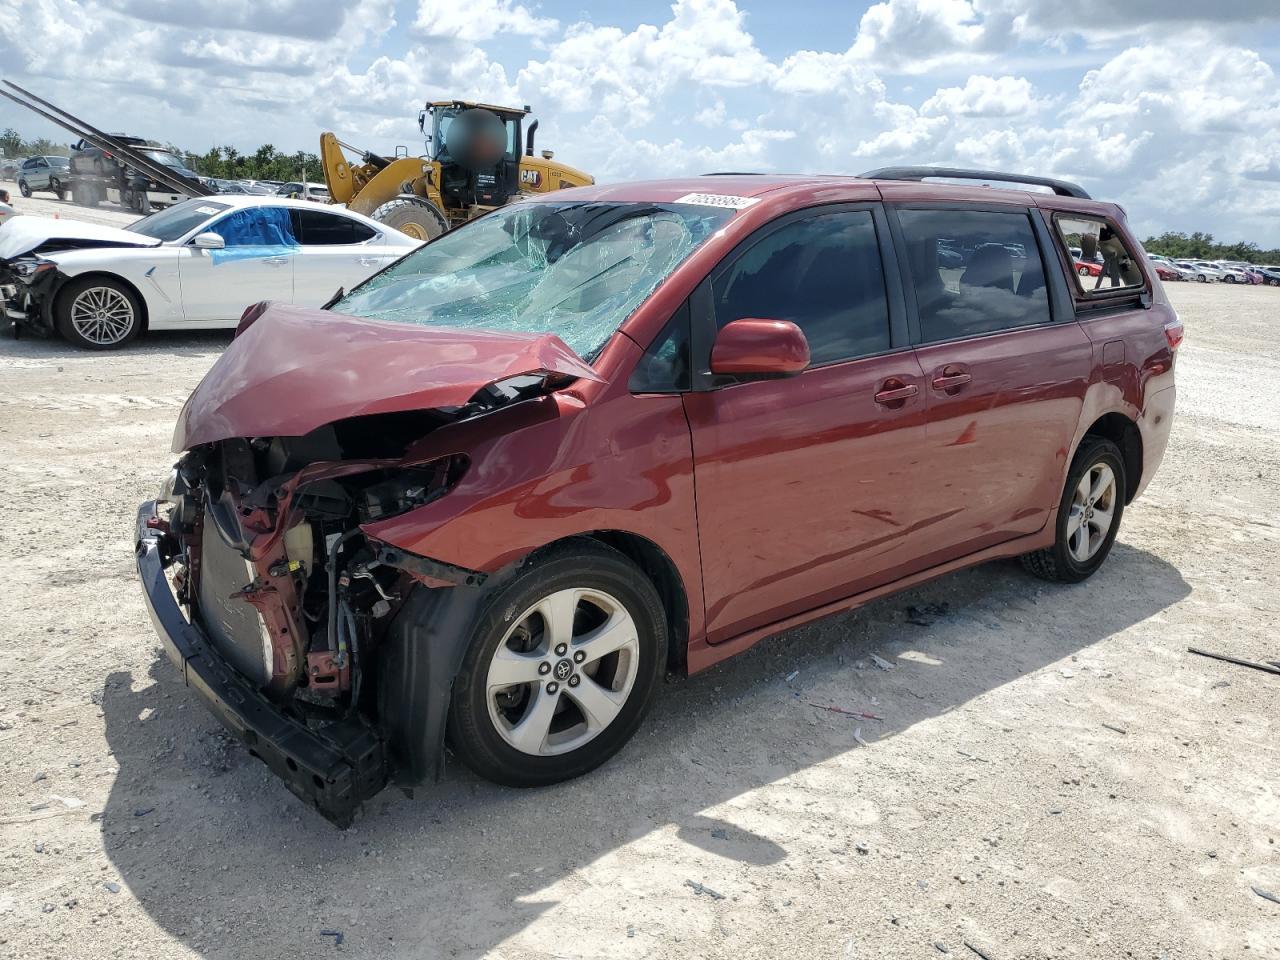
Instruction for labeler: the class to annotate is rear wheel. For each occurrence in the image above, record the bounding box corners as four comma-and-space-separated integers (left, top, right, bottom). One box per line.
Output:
55, 276, 142, 350
448, 541, 666, 787
1077, 265, 1089, 277
1196, 274, 1206, 282
1021, 436, 1126, 583
369, 196, 448, 242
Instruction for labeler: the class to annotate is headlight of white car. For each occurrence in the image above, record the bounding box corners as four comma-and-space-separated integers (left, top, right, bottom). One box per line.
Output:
11, 258, 55, 279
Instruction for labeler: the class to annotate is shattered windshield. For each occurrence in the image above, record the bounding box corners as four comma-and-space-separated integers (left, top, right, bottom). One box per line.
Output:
333, 201, 733, 360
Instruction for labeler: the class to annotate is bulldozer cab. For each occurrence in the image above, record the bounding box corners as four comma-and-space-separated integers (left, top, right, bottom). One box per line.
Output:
420, 101, 525, 209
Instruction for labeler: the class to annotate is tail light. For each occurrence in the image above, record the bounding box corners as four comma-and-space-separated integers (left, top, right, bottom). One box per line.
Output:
1164, 316, 1184, 351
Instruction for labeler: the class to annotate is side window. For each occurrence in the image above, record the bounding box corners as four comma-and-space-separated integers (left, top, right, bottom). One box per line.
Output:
295, 209, 376, 245
1053, 215, 1145, 296
712, 210, 890, 366
629, 304, 691, 393
208, 208, 297, 248
897, 208, 1051, 343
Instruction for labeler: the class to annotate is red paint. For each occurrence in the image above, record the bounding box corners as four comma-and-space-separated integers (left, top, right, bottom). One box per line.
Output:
172, 303, 602, 452
709, 318, 810, 376
176, 174, 1177, 676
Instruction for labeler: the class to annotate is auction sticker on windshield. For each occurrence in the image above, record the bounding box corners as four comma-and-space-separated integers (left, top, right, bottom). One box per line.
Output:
672, 193, 761, 210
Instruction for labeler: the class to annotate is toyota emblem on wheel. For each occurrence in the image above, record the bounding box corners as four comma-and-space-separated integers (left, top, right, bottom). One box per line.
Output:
553, 659, 573, 681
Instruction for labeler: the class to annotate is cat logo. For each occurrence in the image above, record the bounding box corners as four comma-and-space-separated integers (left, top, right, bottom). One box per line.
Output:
520, 169, 542, 187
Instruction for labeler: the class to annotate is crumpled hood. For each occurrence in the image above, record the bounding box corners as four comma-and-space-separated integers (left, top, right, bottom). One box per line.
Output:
172, 303, 603, 452
0, 215, 160, 260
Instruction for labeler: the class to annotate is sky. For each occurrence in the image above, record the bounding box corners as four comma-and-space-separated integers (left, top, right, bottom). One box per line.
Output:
2, 0, 1280, 244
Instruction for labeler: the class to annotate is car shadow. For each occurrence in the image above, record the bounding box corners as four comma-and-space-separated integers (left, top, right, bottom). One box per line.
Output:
99, 542, 1189, 958
0, 324, 233, 357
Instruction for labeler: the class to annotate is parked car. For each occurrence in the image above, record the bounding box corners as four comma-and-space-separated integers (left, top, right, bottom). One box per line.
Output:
132, 169, 1181, 824
0, 195, 420, 348
1209, 261, 1249, 284
1256, 265, 1280, 286
1, 156, 25, 179
1219, 261, 1264, 284
1176, 260, 1218, 282
277, 181, 330, 202
16, 155, 71, 199
1074, 258, 1102, 277
69, 137, 202, 212
1146, 256, 1180, 281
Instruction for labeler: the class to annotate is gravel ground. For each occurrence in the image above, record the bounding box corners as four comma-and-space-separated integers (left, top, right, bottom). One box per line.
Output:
0, 234, 1278, 957
0, 179, 140, 228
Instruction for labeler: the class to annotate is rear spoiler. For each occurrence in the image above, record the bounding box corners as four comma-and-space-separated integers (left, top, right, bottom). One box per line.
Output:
0, 80, 215, 200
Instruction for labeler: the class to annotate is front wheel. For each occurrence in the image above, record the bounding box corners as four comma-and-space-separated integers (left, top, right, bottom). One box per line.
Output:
54, 276, 142, 350
448, 540, 667, 787
1022, 436, 1126, 583
369, 196, 449, 242
1077, 265, 1089, 277
50, 177, 65, 200
1196, 274, 1206, 282
18, 179, 31, 198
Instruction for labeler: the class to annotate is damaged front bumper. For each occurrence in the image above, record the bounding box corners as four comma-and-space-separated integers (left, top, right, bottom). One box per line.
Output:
134, 500, 387, 826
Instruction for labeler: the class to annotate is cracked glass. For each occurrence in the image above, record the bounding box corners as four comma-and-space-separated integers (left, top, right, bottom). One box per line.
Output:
333, 201, 734, 360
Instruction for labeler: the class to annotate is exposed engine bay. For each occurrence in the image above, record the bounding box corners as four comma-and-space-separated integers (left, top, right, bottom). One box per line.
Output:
142, 372, 564, 824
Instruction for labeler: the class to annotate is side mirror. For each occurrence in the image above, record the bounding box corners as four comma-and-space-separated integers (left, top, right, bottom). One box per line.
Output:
192, 231, 225, 250
710, 318, 810, 378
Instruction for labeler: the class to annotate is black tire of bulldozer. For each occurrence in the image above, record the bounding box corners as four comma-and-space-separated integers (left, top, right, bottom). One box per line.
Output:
369, 196, 449, 242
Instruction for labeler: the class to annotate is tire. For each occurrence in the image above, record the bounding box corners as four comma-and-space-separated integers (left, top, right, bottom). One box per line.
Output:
447, 539, 667, 787
50, 177, 65, 200
369, 196, 449, 242
1196, 274, 1206, 282
1224, 275, 1235, 284
1077, 265, 1089, 277
18, 179, 31, 198
1022, 436, 1126, 583
54, 276, 143, 350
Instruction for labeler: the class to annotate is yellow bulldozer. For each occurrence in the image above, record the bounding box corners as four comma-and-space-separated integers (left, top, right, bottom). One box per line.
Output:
320, 100, 594, 241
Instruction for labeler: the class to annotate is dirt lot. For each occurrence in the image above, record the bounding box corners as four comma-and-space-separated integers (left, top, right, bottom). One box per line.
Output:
0, 228, 1277, 958
0, 179, 140, 229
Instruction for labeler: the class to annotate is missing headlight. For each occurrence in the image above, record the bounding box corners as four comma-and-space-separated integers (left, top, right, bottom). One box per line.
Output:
351, 456, 469, 523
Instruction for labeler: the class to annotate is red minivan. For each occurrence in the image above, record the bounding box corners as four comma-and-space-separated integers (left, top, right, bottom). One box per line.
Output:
136, 167, 1180, 824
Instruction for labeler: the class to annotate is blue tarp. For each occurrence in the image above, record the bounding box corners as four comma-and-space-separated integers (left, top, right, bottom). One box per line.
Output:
208, 207, 300, 265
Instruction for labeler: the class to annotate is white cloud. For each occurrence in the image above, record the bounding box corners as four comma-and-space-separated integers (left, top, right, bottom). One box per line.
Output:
412, 0, 557, 41
922, 75, 1046, 118
2, 1, 1280, 245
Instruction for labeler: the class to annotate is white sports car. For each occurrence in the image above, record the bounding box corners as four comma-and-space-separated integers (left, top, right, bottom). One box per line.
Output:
0, 195, 422, 349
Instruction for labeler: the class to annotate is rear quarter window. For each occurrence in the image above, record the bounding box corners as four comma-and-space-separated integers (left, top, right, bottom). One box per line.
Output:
1053, 214, 1146, 297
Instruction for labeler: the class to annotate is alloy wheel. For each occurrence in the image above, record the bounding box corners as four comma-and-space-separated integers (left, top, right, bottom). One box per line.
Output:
485, 587, 640, 757
70, 286, 135, 346
1066, 463, 1116, 563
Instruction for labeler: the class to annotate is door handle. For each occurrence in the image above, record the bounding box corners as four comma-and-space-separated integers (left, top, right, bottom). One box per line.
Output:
931, 366, 972, 392
874, 379, 919, 406
358, 257, 380, 267
262, 257, 290, 266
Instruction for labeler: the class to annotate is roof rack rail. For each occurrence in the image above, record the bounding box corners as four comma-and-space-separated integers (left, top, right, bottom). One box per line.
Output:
860, 166, 1090, 200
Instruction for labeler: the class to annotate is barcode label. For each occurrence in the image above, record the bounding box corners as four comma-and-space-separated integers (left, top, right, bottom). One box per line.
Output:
672, 192, 761, 210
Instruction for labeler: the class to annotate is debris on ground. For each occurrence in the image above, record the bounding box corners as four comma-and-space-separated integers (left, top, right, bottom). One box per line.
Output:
684, 880, 726, 900
806, 701, 883, 721
1187, 647, 1280, 677
1101, 723, 1128, 735
853, 727, 870, 748
710, 827, 728, 840
965, 942, 996, 960
103, 881, 121, 894
870, 653, 895, 671
784, 670, 800, 682
319, 929, 345, 946
1251, 886, 1280, 905
627, 924, 636, 938
935, 943, 950, 954
905, 602, 950, 626
132, 807, 154, 818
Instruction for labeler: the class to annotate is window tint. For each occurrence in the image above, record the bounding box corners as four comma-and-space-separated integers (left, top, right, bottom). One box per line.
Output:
897, 209, 1050, 343
1054, 215, 1144, 295
629, 305, 691, 393
712, 210, 890, 365
294, 209, 376, 245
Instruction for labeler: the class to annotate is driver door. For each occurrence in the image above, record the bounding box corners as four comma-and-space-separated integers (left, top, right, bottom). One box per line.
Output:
177, 207, 296, 322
